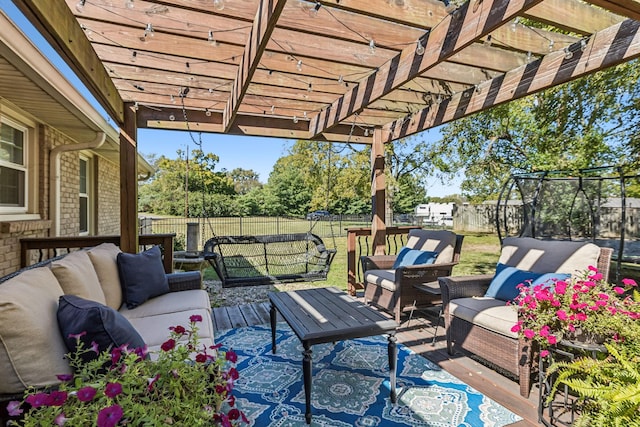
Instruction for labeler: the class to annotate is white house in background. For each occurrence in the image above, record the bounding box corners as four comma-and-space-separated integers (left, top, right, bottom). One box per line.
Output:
414, 203, 455, 226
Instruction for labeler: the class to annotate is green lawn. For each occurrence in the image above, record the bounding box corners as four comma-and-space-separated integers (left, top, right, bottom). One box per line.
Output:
201, 231, 502, 291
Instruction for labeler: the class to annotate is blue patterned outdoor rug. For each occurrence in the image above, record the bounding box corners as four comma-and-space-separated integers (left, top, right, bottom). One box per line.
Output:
217, 323, 522, 426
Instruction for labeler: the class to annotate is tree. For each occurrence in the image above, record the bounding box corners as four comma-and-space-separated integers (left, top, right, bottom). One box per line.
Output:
431, 60, 640, 201
227, 168, 262, 195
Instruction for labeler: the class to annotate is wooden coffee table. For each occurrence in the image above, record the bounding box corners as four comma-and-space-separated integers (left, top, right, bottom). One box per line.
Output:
269, 286, 399, 425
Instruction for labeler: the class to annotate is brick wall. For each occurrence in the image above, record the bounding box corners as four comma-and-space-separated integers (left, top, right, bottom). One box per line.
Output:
97, 156, 121, 235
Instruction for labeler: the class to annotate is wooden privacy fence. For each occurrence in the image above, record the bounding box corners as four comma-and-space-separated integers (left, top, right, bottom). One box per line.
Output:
346, 226, 420, 296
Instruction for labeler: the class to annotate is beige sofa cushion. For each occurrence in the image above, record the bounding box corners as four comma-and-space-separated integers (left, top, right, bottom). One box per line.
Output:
364, 269, 397, 291
0, 267, 72, 394
126, 308, 214, 347
406, 229, 457, 264
498, 237, 601, 275
449, 297, 518, 338
87, 243, 123, 310
119, 289, 211, 319
51, 250, 106, 305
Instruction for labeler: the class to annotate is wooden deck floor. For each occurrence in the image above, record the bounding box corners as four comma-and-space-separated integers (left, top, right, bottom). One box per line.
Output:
212, 300, 540, 427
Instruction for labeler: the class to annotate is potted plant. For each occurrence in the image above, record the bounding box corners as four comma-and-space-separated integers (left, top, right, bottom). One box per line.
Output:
511, 266, 640, 425
7, 315, 247, 426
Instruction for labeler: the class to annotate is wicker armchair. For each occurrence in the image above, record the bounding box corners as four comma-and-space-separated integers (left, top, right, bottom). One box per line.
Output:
361, 229, 464, 323
438, 237, 613, 398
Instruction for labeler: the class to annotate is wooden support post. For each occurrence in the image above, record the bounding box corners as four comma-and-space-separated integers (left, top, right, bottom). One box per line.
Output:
120, 102, 139, 254
371, 128, 386, 256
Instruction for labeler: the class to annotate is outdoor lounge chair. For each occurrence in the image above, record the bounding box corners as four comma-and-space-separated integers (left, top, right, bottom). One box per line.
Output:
438, 237, 613, 398
361, 229, 464, 323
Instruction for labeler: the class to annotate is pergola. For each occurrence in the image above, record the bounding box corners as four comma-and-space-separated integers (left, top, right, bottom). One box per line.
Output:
13, 0, 640, 254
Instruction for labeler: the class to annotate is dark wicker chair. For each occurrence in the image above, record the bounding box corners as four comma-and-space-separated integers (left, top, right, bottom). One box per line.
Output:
438, 237, 613, 398
361, 229, 464, 323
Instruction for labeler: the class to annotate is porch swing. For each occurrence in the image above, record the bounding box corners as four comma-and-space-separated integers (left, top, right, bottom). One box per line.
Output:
202, 142, 341, 288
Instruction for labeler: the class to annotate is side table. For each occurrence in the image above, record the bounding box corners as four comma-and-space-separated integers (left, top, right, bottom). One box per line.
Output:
409, 281, 443, 344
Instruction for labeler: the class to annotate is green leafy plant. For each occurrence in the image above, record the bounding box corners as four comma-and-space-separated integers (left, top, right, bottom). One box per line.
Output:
8, 316, 246, 427
511, 266, 640, 357
546, 342, 640, 427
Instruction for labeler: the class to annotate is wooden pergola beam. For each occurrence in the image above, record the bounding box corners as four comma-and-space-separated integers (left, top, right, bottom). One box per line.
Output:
308, 0, 544, 138
584, 0, 640, 21
383, 18, 640, 141
223, 0, 288, 131
525, 0, 624, 34
16, 0, 124, 124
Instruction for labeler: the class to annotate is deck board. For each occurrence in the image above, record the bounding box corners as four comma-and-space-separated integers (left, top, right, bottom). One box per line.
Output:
212, 300, 540, 426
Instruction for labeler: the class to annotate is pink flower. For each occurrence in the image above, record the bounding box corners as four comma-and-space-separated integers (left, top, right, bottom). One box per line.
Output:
588, 265, 598, 272
547, 335, 557, 345
575, 313, 587, 321
614, 286, 625, 294
7, 401, 23, 417
540, 349, 550, 358
77, 386, 97, 402
67, 331, 87, 340
97, 404, 123, 427
147, 374, 160, 392
25, 392, 50, 408
556, 310, 568, 320
190, 314, 203, 323
555, 281, 567, 295
539, 325, 551, 337
49, 391, 68, 407
510, 323, 522, 333
589, 273, 603, 281
54, 412, 67, 426
228, 408, 241, 420
622, 278, 637, 286
171, 325, 186, 335
90, 341, 100, 354
104, 382, 123, 398
229, 367, 239, 380
161, 339, 176, 352
226, 350, 238, 363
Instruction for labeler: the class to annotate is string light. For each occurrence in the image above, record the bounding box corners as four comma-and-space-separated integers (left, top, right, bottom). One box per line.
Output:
130, 51, 137, 62
338, 75, 344, 84
125, 0, 134, 9
75, 0, 86, 13
207, 30, 218, 47
169, 113, 175, 121
484, 35, 492, 47
307, 83, 313, 92
144, 23, 154, 38
205, 108, 211, 117
134, 102, 139, 111
296, 60, 303, 71
270, 105, 275, 114
526, 51, 532, 63
415, 40, 425, 56
548, 39, 555, 51
563, 46, 573, 59
170, 94, 176, 104
511, 17, 519, 32
293, 115, 299, 123
310, 1, 321, 17
580, 39, 588, 51
213, 0, 225, 11
441, 0, 456, 14
369, 39, 375, 54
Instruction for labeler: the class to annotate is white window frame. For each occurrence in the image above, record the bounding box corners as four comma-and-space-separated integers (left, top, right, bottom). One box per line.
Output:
0, 112, 38, 219
79, 153, 94, 235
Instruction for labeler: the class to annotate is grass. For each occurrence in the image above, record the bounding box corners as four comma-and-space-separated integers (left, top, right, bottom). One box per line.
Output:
200, 231, 502, 292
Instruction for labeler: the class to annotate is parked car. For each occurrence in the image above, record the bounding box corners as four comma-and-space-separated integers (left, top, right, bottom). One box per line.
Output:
306, 210, 331, 220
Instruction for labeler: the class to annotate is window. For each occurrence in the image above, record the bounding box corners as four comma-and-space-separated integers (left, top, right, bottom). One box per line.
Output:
79, 155, 93, 235
0, 119, 27, 213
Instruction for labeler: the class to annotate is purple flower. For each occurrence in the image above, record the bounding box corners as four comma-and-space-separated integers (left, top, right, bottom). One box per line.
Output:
97, 404, 123, 427
67, 331, 87, 340
190, 314, 203, 323
25, 392, 50, 408
56, 374, 73, 382
49, 391, 68, 407
104, 382, 123, 398
161, 339, 176, 352
225, 350, 238, 363
76, 386, 97, 402
90, 341, 100, 354
6, 401, 23, 417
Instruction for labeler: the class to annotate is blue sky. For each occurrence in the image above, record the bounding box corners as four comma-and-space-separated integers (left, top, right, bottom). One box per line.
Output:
2, 1, 460, 195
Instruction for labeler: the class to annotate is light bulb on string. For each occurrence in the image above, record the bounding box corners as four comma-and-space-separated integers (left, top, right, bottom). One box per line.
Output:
415, 40, 425, 56
75, 0, 86, 13
526, 51, 532, 63
169, 113, 175, 121
484, 35, 492, 47
144, 23, 154, 38
170, 94, 176, 104
310, 1, 321, 17
307, 83, 313, 92
125, 0, 134, 9
293, 115, 299, 124
511, 17, 519, 32
205, 109, 212, 117
338, 75, 344, 85
364, 129, 369, 137
548, 39, 555, 51
130, 51, 138, 63
296, 60, 303, 72
563, 46, 573, 59
369, 39, 376, 54
580, 39, 588, 51
270, 105, 275, 114
133, 102, 139, 111
303, 111, 307, 119
207, 30, 218, 47
213, 0, 225, 11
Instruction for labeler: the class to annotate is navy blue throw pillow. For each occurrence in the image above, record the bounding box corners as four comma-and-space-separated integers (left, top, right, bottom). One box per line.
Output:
484, 263, 544, 302
57, 295, 145, 362
117, 245, 169, 309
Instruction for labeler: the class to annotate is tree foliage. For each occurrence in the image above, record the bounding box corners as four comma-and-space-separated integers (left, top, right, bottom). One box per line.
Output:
431, 60, 640, 201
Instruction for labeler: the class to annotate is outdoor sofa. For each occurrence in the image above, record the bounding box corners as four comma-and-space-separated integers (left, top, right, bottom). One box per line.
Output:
0, 242, 212, 410
438, 237, 613, 398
